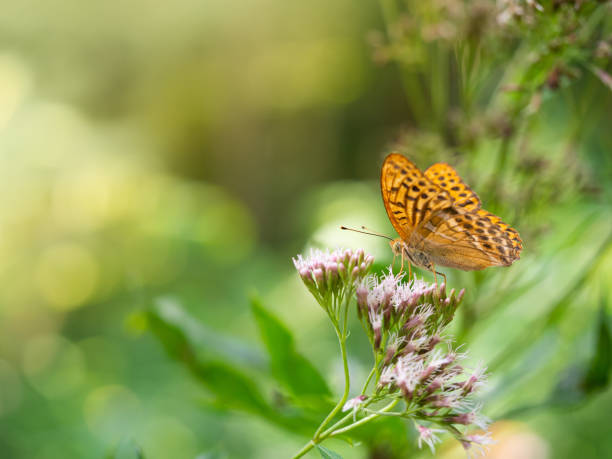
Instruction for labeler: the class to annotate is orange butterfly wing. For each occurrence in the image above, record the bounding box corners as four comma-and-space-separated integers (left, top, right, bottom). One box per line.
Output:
418, 163, 522, 269
416, 207, 521, 270
380, 154, 453, 242
381, 154, 523, 271
425, 162, 523, 253
424, 163, 482, 212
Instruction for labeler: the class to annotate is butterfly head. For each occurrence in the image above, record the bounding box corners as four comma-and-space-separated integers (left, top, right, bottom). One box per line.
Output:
390, 238, 406, 257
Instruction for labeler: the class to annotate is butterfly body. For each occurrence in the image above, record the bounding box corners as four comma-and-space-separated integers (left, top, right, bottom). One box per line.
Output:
381, 153, 522, 274
391, 239, 435, 272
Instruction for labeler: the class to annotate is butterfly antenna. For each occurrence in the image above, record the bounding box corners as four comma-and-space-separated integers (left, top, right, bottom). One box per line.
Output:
360, 226, 394, 239
340, 226, 393, 241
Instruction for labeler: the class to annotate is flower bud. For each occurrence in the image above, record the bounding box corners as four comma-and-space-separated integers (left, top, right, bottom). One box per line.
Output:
401, 342, 416, 355
325, 262, 338, 289
425, 335, 441, 352
355, 248, 365, 266
299, 268, 314, 287
313, 268, 324, 284
403, 316, 422, 331
313, 268, 326, 295
398, 379, 413, 399
374, 328, 381, 350
424, 377, 443, 394
356, 284, 368, 308
419, 365, 435, 382
337, 261, 347, 279
384, 345, 397, 365
445, 412, 474, 425
342, 394, 368, 412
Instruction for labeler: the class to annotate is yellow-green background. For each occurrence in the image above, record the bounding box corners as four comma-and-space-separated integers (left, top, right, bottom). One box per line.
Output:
0, 1, 611, 458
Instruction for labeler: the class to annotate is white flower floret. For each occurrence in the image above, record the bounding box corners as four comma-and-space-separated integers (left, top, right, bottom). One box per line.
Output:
342, 395, 368, 412
416, 424, 445, 454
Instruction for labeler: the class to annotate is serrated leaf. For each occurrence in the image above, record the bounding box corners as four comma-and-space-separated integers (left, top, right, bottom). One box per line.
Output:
251, 296, 331, 398
145, 300, 272, 417
316, 445, 344, 459
145, 298, 414, 447
148, 297, 265, 369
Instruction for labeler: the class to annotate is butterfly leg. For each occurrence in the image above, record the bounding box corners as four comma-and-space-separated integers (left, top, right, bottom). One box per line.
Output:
435, 271, 447, 286
431, 262, 444, 288
399, 251, 412, 279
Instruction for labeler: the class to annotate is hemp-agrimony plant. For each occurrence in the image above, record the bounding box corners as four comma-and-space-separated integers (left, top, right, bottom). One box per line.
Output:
292, 248, 492, 458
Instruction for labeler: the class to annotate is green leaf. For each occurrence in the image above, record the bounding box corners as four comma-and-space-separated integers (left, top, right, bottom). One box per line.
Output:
316, 445, 344, 459
251, 296, 331, 398
548, 301, 612, 406
144, 297, 414, 446
145, 300, 272, 417
145, 297, 265, 369
584, 302, 612, 392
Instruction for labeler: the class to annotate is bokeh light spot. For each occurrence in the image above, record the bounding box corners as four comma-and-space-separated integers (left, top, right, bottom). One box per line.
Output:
141, 417, 197, 459
52, 167, 114, 231
35, 242, 99, 310
84, 385, 141, 441
0, 53, 31, 131
22, 334, 85, 399
196, 198, 255, 264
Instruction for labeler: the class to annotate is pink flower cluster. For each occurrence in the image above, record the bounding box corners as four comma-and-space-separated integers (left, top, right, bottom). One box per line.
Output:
357, 270, 489, 454
293, 249, 492, 455
292, 248, 374, 304
356, 270, 464, 350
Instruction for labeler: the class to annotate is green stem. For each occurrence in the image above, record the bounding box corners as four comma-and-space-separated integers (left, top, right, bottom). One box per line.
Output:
293, 332, 348, 458
292, 399, 400, 459
363, 407, 406, 417
291, 440, 316, 459
319, 410, 356, 437
361, 366, 376, 394
328, 399, 400, 437
312, 296, 352, 440
313, 332, 348, 439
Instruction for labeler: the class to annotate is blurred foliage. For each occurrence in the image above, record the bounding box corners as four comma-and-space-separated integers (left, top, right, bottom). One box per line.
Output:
0, 0, 611, 458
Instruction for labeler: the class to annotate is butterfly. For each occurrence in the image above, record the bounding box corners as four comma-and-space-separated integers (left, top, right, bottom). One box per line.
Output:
380, 153, 522, 283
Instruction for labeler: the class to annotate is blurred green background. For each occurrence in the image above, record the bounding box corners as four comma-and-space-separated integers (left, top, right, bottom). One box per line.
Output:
0, 1, 611, 458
